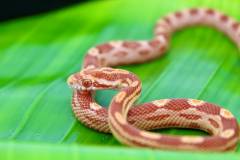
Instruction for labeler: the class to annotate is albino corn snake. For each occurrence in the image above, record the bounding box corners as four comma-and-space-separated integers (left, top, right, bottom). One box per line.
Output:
67, 8, 240, 151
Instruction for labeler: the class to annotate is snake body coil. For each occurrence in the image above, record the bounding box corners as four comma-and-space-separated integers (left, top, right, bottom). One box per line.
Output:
67, 8, 240, 151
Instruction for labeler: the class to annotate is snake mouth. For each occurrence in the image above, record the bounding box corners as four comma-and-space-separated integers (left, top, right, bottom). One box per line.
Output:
68, 81, 96, 91
69, 84, 80, 90
68, 84, 91, 91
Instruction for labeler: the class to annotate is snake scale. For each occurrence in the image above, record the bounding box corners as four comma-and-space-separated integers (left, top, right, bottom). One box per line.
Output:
67, 8, 240, 151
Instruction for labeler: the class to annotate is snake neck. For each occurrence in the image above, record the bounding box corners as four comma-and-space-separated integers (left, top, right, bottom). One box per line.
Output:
110, 78, 142, 118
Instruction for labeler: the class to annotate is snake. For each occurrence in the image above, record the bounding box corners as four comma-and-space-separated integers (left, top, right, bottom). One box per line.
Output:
67, 8, 240, 151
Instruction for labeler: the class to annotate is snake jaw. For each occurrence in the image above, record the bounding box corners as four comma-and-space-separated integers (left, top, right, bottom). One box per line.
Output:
69, 84, 81, 90
68, 83, 94, 91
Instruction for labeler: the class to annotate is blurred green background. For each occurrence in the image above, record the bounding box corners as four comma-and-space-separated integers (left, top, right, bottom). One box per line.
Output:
0, 0, 240, 159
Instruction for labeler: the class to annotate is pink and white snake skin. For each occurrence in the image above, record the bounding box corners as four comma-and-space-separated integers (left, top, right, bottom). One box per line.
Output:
67, 8, 240, 151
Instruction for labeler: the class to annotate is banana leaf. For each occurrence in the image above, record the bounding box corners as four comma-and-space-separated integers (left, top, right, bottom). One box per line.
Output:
0, 0, 240, 159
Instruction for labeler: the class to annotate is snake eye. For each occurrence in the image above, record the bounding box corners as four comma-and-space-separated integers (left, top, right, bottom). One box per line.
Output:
81, 79, 92, 88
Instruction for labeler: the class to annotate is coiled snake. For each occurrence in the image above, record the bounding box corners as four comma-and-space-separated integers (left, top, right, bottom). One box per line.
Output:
67, 8, 240, 151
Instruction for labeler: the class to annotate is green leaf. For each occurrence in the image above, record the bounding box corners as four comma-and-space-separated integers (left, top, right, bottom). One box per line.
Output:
0, 0, 240, 159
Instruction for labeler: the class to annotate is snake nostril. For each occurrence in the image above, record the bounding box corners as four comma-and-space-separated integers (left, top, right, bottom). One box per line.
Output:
67, 75, 75, 85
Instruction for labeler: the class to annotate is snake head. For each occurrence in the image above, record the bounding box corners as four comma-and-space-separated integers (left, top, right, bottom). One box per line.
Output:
67, 70, 95, 91
67, 67, 124, 91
